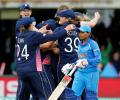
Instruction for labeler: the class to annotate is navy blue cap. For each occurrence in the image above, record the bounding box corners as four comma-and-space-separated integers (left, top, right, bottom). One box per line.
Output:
56, 9, 75, 19
16, 17, 33, 31
44, 19, 57, 31
37, 19, 57, 31
17, 17, 33, 29
78, 25, 91, 33
36, 21, 45, 29
20, 4, 31, 11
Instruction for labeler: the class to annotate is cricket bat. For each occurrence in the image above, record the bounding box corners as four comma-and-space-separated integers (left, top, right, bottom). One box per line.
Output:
48, 65, 77, 100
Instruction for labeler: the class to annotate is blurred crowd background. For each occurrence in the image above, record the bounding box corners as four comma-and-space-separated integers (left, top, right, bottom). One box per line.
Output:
0, 0, 120, 78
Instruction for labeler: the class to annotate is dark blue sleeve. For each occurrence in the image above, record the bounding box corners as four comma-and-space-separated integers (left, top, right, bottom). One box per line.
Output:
87, 41, 101, 65
32, 29, 67, 45
54, 27, 62, 33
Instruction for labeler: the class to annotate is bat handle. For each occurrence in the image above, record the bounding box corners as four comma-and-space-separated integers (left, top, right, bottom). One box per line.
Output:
68, 66, 77, 76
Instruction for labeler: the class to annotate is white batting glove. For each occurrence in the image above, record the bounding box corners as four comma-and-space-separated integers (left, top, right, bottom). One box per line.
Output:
75, 59, 88, 68
61, 63, 73, 75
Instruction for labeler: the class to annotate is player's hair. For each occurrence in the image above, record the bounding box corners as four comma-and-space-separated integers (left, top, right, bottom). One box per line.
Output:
90, 33, 97, 41
20, 24, 30, 33
68, 18, 76, 24
55, 4, 70, 22
57, 5, 70, 12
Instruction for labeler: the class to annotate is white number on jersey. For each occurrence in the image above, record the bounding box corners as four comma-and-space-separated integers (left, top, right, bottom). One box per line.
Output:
16, 44, 29, 60
64, 37, 80, 53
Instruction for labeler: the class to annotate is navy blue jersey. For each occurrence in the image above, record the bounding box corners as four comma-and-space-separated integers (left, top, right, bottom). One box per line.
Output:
36, 19, 58, 65
54, 23, 80, 65
15, 29, 67, 72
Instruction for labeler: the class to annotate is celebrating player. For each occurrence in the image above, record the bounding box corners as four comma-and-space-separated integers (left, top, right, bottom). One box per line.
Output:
15, 17, 75, 100
15, 3, 36, 100
71, 25, 101, 100
16, 3, 36, 36
54, 9, 80, 100
36, 19, 58, 97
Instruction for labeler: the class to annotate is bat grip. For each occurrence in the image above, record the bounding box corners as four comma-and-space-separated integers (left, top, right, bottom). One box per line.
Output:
68, 66, 77, 76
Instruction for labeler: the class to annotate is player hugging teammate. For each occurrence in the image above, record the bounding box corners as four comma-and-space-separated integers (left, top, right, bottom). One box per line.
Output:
15, 3, 101, 100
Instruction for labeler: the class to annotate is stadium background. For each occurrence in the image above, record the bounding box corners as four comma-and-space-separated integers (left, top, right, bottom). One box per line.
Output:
0, 0, 120, 100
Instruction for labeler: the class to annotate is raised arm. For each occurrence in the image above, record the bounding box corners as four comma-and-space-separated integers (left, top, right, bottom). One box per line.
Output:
80, 12, 100, 27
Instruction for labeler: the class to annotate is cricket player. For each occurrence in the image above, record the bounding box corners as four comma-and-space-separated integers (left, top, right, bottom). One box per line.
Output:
36, 18, 60, 88
36, 19, 58, 97
15, 17, 75, 100
71, 25, 101, 100
74, 11, 101, 100
54, 9, 80, 100
16, 3, 36, 36
55, 8, 100, 100
15, 3, 36, 100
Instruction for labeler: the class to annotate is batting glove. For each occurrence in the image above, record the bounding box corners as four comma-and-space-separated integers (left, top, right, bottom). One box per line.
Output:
61, 63, 73, 75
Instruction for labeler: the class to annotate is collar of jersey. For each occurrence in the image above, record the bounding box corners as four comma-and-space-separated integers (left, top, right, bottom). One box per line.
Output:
80, 37, 91, 46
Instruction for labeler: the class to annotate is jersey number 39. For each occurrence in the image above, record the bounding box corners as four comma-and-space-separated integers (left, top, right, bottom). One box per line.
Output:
64, 37, 80, 53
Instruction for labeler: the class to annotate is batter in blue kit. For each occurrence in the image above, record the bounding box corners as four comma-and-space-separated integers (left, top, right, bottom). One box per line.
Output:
72, 25, 101, 100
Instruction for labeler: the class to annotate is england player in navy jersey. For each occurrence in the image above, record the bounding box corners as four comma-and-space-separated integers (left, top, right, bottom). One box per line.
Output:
16, 3, 36, 37
15, 17, 75, 100
71, 25, 101, 100
15, 3, 37, 100
36, 19, 58, 97
54, 9, 80, 100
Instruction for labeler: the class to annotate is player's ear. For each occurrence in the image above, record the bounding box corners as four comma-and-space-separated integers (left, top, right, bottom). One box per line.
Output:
30, 10, 32, 14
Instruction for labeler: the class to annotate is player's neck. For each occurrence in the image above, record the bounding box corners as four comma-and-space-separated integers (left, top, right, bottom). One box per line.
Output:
81, 38, 88, 44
